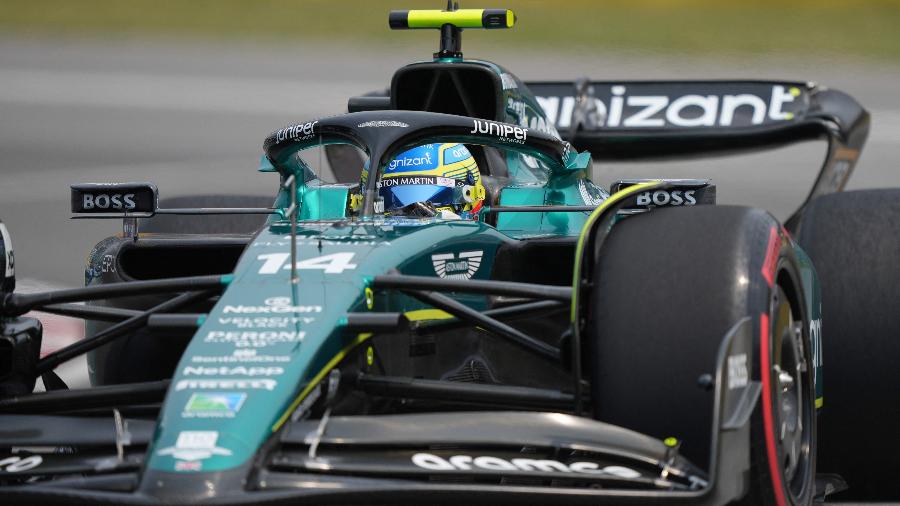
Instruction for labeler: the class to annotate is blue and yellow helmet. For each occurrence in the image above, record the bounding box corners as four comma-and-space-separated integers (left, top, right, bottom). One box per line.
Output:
374, 143, 486, 216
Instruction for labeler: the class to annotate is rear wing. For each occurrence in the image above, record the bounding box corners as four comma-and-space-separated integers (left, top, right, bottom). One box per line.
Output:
525, 80, 870, 227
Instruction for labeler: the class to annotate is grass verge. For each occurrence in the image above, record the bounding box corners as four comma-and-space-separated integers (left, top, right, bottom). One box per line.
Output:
1, 0, 899, 61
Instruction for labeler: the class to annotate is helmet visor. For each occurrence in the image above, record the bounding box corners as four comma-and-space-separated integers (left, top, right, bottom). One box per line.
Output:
377, 176, 461, 212
379, 185, 458, 212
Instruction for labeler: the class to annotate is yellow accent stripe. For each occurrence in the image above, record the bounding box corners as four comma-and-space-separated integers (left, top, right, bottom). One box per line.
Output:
271, 332, 373, 432
570, 181, 665, 323
407, 9, 486, 29
404, 309, 453, 321
815, 397, 823, 409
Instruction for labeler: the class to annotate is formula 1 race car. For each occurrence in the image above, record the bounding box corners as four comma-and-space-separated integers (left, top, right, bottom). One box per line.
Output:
1, 5, 898, 505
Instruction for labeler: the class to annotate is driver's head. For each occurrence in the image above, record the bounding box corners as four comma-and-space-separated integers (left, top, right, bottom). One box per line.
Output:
375, 143, 485, 218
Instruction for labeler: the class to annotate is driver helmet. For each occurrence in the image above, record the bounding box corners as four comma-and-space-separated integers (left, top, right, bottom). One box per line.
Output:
374, 143, 486, 218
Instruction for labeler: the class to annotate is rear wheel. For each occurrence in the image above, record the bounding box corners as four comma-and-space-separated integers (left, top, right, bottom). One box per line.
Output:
794, 189, 900, 500
587, 205, 815, 505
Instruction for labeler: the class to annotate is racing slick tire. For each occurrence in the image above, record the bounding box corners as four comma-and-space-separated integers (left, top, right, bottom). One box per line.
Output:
141, 195, 273, 234
588, 205, 816, 505
793, 189, 900, 501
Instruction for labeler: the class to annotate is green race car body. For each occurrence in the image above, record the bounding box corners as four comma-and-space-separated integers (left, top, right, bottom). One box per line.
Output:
0, 6, 874, 505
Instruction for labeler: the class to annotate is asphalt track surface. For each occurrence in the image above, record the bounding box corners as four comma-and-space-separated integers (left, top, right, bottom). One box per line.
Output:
0, 37, 895, 503
2, 37, 900, 286
3, 37, 900, 283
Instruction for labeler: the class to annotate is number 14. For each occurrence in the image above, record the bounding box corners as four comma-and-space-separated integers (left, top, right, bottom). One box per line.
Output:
256, 252, 357, 274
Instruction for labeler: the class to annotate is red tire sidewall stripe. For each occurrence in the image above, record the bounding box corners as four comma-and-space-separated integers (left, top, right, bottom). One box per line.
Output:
761, 226, 780, 288
760, 311, 788, 506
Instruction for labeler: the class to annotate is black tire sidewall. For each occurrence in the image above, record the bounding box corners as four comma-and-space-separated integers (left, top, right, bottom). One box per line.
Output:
745, 258, 817, 506
795, 189, 900, 500
587, 205, 815, 504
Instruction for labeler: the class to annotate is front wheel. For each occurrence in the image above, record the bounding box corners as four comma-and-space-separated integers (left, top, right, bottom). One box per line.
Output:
586, 205, 816, 505
752, 284, 815, 504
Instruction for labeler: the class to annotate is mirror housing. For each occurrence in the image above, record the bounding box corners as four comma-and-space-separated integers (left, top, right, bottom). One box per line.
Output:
70, 182, 158, 217
610, 179, 716, 209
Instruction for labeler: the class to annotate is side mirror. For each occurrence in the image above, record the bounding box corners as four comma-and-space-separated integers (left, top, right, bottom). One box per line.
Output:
610, 179, 716, 208
70, 182, 159, 217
